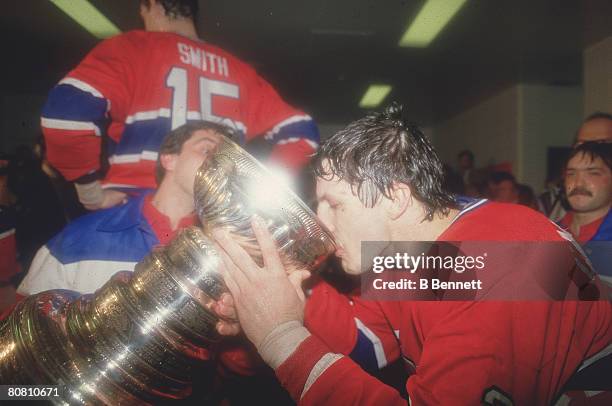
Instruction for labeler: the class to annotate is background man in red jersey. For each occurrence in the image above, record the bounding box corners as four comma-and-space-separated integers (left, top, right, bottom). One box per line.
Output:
214, 104, 611, 405
42, 0, 319, 210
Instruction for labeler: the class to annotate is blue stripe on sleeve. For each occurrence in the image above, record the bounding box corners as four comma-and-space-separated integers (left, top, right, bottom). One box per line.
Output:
349, 329, 380, 374
112, 117, 247, 157
113, 118, 172, 156
42, 84, 108, 121
272, 120, 320, 145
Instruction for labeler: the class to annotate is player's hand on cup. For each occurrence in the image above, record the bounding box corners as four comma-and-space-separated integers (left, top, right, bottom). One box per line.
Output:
214, 263, 310, 336
214, 264, 311, 336
212, 216, 311, 348
213, 293, 241, 336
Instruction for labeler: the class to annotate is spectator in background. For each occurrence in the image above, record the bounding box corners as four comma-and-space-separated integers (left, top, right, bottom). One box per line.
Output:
41, 0, 319, 211
457, 150, 474, 178
457, 149, 474, 189
560, 141, 612, 286
489, 171, 519, 203
539, 172, 569, 222
542, 112, 612, 223
489, 171, 539, 210
517, 183, 539, 210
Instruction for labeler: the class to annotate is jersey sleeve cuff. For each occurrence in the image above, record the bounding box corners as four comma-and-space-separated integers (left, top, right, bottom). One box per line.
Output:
275, 333, 343, 402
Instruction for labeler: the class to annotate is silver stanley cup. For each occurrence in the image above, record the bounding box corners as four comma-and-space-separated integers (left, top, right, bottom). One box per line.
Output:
0, 135, 336, 405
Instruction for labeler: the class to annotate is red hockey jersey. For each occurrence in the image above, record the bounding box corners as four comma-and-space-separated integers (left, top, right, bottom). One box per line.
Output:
41, 31, 319, 189
297, 201, 612, 405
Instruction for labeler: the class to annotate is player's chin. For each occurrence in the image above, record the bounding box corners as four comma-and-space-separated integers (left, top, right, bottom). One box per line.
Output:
569, 197, 594, 211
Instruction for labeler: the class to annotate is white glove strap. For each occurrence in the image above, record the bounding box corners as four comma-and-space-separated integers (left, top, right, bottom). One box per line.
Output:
75, 180, 104, 207
257, 320, 310, 369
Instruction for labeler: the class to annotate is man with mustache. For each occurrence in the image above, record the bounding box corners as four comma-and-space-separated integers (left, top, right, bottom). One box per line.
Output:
541, 112, 612, 221
561, 141, 612, 286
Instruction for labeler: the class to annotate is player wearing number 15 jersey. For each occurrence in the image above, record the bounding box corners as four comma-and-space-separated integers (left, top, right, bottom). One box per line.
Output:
41, 0, 318, 209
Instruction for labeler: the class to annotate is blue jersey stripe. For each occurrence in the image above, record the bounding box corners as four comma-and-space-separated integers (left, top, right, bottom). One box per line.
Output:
42, 84, 108, 122
111, 117, 247, 157
114, 118, 171, 156
349, 329, 381, 374
272, 120, 320, 144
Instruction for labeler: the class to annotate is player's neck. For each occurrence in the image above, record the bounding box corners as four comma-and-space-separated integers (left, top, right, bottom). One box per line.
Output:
159, 19, 199, 41
571, 205, 610, 231
151, 182, 195, 230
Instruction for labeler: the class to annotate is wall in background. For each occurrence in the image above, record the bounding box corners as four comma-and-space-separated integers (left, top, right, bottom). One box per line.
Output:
432, 86, 520, 174
518, 84, 582, 190
584, 36, 612, 116
432, 84, 583, 192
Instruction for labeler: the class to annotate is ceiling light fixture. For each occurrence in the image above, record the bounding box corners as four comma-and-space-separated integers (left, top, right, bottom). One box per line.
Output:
359, 84, 392, 108
50, 0, 121, 39
398, 0, 467, 48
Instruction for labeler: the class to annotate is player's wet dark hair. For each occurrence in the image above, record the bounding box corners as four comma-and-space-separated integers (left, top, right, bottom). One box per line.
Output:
155, 121, 235, 184
141, 0, 198, 19
313, 103, 457, 221
567, 141, 612, 172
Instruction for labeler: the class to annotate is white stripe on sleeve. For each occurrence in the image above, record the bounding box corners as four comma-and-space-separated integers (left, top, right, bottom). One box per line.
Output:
41, 117, 101, 136
301, 352, 344, 399
59, 77, 105, 98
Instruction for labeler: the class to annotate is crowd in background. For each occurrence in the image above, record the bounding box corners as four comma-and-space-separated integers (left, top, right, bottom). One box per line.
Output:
444, 112, 612, 220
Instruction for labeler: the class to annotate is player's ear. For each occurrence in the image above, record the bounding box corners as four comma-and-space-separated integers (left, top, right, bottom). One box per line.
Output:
388, 182, 412, 220
160, 153, 178, 174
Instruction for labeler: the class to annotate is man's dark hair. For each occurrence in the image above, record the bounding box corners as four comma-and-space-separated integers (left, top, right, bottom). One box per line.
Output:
566, 141, 612, 172
155, 121, 235, 184
457, 149, 474, 164
489, 171, 516, 186
141, 0, 198, 19
313, 103, 456, 220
